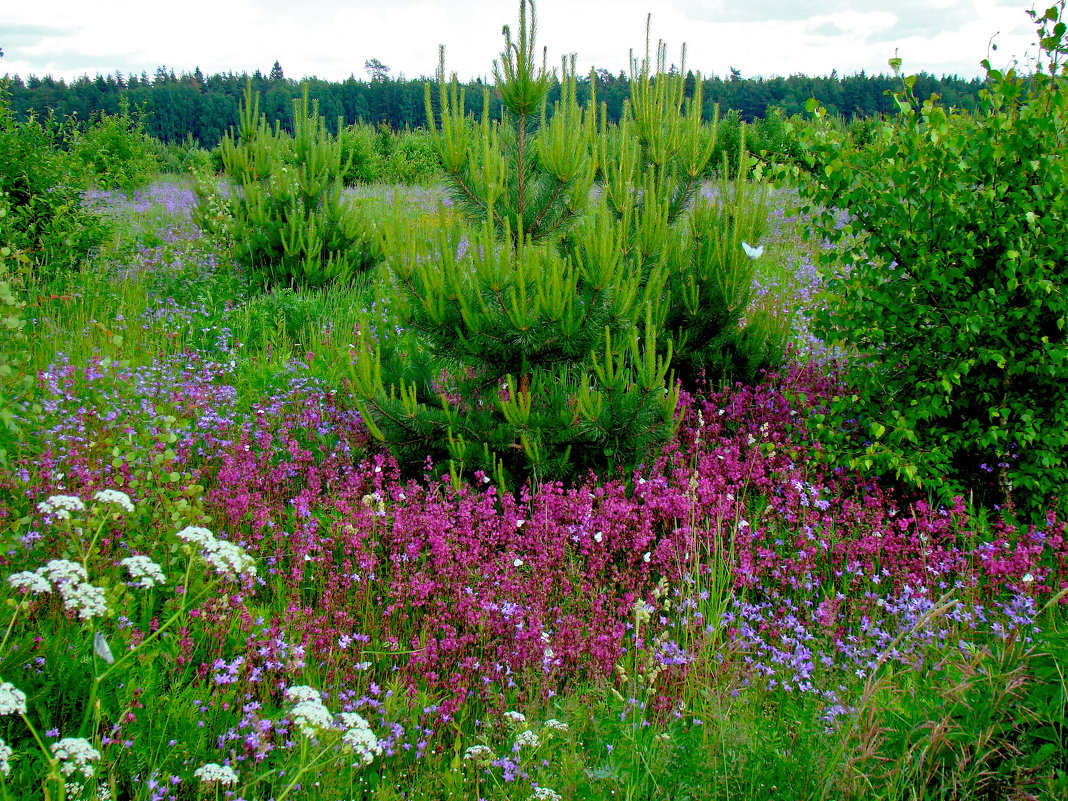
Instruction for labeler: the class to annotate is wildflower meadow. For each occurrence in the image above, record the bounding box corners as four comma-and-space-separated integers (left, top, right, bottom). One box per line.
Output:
1, 2, 1067, 799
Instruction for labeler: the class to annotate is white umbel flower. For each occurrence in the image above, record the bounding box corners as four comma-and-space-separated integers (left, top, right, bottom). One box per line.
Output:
0, 737, 11, 776
339, 714, 381, 766
38, 560, 87, 585
92, 490, 135, 514
531, 788, 562, 801
291, 699, 334, 738
193, 762, 238, 786
337, 712, 371, 731
37, 495, 85, 520
204, 540, 257, 579
543, 718, 569, 732
0, 682, 27, 716
119, 556, 166, 589
175, 526, 215, 548
463, 744, 494, 764
503, 710, 526, 724
282, 685, 322, 704
50, 737, 101, 778
8, 570, 52, 595
514, 730, 540, 750
58, 580, 108, 620
176, 527, 256, 580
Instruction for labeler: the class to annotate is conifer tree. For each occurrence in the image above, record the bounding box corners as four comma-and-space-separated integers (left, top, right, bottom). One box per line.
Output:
351, 0, 784, 488
195, 83, 382, 289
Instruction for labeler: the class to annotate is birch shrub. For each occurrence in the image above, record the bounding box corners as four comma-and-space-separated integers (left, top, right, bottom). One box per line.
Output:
798, 3, 1068, 519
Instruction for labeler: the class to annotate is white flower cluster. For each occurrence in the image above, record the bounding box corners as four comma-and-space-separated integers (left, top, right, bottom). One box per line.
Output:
291, 698, 334, 737
503, 710, 526, 724
8, 560, 106, 620
50, 737, 101, 778
193, 762, 239, 786
0, 682, 27, 716
543, 718, 569, 732
119, 556, 166, 589
37, 495, 85, 520
176, 526, 257, 580
531, 788, 562, 801
59, 582, 107, 620
514, 730, 540, 750
39, 559, 87, 584
92, 489, 135, 514
7, 570, 51, 595
282, 685, 322, 704
338, 712, 381, 766
0, 737, 11, 777
280, 687, 382, 765
463, 744, 494, 764
283, 685, 332, 738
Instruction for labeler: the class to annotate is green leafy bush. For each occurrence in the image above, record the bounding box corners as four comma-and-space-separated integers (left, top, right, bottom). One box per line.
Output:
0, 219, 35, 460
0, 89, 110, 277
337, 122, 381, 184
379, 128, 441, 185
71, 99, 159, 191
798, 3, 1068, 518
151, 133, 213, 175
195, 84, 384, 289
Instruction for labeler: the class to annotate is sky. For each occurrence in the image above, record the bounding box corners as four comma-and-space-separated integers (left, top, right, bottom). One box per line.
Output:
0, 0, 1046, 85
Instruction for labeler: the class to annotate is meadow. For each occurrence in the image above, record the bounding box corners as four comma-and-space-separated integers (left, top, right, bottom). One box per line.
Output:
1, 3, 1067, 800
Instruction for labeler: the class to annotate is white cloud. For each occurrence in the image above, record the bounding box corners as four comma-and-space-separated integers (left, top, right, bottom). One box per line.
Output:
0, 0, 1045, 82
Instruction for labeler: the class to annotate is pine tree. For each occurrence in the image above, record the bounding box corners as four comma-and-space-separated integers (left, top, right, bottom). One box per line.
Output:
195, 82, 382, 288
350, 0, 783, 489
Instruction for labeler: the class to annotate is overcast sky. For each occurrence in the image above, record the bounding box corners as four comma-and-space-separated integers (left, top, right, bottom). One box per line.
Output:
0, 0, 1044, 85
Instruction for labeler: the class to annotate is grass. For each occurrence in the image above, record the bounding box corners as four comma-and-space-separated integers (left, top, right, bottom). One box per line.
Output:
0, 174, 1064, 801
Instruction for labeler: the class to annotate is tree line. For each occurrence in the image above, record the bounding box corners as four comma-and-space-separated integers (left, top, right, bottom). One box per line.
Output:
1, 61, 985, 146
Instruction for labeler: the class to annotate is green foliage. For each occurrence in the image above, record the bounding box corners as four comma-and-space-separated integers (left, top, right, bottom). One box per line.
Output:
379, 128, 442, 185
598, 46, 786, 387
337, 124, 442, 186
797, 3, 1068, 519
661, 174, 787, 387
353, 2, 673, 488
0, 89, 110, 277
71, 99, 159, 192
150, 133, 213, 175
427, 0, 596, 247
352, 212, 677, 487
841, 631, 1068, 801
337, 122, 380, 184
196, 83, 384, 289
352, 1, 782, 488
0, 223, 35, 461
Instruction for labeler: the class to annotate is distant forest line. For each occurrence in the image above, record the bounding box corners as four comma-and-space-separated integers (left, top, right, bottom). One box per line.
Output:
2, 64, 986, 146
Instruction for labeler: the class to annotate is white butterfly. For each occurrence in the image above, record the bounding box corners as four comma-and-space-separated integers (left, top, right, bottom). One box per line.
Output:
742, 242, 764, 260
93, 631, 115, 665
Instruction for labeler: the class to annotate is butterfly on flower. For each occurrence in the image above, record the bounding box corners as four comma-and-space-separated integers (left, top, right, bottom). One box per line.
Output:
741, 242, 764, 260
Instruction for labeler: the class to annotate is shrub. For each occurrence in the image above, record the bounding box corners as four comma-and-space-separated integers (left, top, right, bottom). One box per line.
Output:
0, 88, 110, 277
337, 122, 381, 184
379, 128, 441, 185
151, 133, 213, 175
0, 220, 35, 460
797, 3, 1068, 519
71, 99, 159, 192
